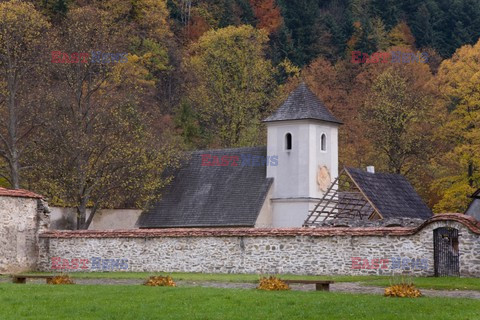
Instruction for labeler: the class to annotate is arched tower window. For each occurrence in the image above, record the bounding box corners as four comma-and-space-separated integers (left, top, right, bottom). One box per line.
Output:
321, 133, 327, 151
285, 133, 292, 150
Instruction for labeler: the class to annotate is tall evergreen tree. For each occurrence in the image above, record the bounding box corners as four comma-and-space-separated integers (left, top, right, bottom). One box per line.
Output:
411, 3, 434, 48
276, 0, 320, 66
53, 0, 68, 15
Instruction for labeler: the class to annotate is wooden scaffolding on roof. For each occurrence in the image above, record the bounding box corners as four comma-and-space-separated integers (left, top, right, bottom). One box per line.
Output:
303, 168, 379, 227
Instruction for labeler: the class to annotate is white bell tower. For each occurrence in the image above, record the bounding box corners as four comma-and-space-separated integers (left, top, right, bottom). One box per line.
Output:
263, 83, 341, 227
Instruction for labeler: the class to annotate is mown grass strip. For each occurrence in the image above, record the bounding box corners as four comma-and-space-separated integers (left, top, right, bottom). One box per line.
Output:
0, 284, 479, 320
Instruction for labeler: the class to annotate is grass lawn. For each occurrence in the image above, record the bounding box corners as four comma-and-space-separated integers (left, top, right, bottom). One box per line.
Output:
0, 284, 479, 320
15, 271, 385, 282
13, 271, 480, 291
365, 276, 480, 291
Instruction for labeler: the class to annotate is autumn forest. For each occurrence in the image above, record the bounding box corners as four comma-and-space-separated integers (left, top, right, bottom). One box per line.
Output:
1, 0, 480, 225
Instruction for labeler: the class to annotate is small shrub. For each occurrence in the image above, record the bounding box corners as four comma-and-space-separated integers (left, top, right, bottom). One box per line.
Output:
257, 276, 290, 291
384, 283, 422, 298
144, 276, 176, 287
47, 275, 75, 285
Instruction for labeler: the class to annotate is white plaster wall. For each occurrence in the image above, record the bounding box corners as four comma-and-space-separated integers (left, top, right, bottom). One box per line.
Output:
266, 120, 307, 198
266, 119, 339, 227
49, 207, 142, 230
271, 199, 318, 227
49, 207, 76, 230
91, 209, 142, 230
314, 123, 339, 192
255, 185, 274, 228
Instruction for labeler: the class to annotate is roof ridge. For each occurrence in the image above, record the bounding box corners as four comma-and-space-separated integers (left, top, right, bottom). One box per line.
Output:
189, 146, 267, 154
345, 167, 405, 177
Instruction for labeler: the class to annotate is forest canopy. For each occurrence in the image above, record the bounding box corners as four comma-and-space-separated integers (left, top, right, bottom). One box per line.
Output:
1, 0, 479, 228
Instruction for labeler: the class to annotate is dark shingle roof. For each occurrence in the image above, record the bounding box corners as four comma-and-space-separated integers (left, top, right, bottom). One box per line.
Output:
470, 189, 480, 199
263, 82, 342, 124
466, 189, 480, 220
137, 147, 273, 228
345, 167, 432, 220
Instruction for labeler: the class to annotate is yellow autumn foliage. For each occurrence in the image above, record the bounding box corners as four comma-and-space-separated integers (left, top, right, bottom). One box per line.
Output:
47, 275, 75, 285
257, 276, 290, 291
431, 37, 480, 213
144, 276, 176, 287
384, 283, 422, 298
186, 25, 277, 147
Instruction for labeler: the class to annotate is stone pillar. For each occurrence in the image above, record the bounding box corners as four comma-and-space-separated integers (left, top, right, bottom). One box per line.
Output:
0, 191, 49, 273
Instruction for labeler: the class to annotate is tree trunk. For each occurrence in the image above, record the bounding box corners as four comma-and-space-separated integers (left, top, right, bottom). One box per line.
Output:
76, 198, 88, 230
8, 153, 20, 189
7, 78, 20, 189
468, 161, 474, 187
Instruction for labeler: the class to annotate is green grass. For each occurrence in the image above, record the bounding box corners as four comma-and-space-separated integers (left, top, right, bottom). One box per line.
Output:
12, 271, 387, 282
0, 284, 479, 320
13, 272, 388, 283
11, 271, 480, 291
365, 276, 480, 291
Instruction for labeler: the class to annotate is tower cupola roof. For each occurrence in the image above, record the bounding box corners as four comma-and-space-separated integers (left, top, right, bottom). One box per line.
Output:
263, 82, 342, 124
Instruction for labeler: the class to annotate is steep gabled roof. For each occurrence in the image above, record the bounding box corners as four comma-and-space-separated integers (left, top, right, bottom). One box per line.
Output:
136, 147, 273, 228
304, 167, 432, 226
345, 167, 432, 220
263, 82, 342, 124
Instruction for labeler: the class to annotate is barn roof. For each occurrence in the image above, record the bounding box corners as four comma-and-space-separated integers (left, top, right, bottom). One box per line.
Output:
263, 82, 342, 124
136, 147, 273, 228
304, 167, 432, 226
345, 167, 432, 220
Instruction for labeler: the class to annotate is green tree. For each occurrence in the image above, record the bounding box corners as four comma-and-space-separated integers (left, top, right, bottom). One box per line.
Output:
411, 3, 434, 48
371, 0, 399, 29
276, 0, 320, 66
186, 25, 276, 147
369, 17, 389, 51
361, 69, 434, 175
36, 0, 71, 19
174, 101, 204, 149
28, 6, 180, 229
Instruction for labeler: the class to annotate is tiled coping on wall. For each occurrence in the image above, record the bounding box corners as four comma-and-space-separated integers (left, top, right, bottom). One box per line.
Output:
39, 213, 480, 238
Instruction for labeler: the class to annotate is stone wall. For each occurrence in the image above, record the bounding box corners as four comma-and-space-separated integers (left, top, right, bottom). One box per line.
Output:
37, 214, 480, 276
0, 195, 49, 273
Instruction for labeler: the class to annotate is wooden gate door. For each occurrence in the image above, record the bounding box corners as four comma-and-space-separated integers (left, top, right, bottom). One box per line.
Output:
434, 227, 460, 277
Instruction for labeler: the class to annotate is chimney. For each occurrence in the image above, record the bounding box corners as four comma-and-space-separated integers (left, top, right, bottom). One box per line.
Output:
366, 166, 375, 174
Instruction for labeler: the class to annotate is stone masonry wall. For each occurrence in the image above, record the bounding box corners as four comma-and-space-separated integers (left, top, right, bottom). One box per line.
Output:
0, 196, 49, 273
37, 214, 480, 276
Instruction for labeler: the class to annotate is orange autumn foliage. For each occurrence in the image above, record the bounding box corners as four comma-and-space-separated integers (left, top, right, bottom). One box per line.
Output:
47, 275, 75, 285
384, 283, 422, 298
249, 0, 283, 34
144, 275, 176, 287
187, 14, 210, 41
257, 276, 290, 291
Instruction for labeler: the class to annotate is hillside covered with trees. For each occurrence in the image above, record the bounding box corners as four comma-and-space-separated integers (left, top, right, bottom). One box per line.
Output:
1, 0, 480, 226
